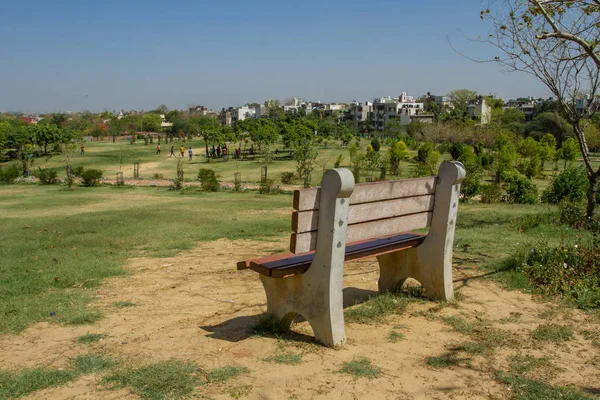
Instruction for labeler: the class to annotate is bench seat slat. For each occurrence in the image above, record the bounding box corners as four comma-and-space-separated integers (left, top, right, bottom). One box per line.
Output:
247, 233, 425, 278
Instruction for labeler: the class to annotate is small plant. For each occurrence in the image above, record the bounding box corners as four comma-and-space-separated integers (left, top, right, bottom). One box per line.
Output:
503, 171, 538, 204
151, 173, 164, 179
103, 360, 199, 400
532, 323, 574, 342
334, 153, 344, 168
258, 178, 276, 194
72, 354, 114, 373
170, 160, 184, 191
370, 137, 381, 152
387, 330, 405, 343
251, 313, 288, 335
480, 184, 502, 204
62, 310, 102, 325
557, 200, 586, 228
0, 164, 21, 184
206, 366, 249, 383
197, 168, 220, 192
345, 292, 414, 324
280, 171, 296, 185
71, 165, 85, 177
0, 368, 78, 399
426, 354, 461, 368
339, 358, 381, 380
77, 333, 107, 344
35, 167, 58, 184
450, 341, 487, 354
541, 166, 588, 204
80, 169, 103, 187
508, 354, 553, 375
227, 385, 253, 399
264, 352, 303, 365
113, 301, 136, 308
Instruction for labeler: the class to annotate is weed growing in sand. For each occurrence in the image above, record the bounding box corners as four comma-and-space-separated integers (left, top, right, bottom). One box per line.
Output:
264, 352, 303, 365
206, 366, 249, 383
226, 385, 253, 399
532, 324, 574, 342
339, 358, 381, 380
499, 312, 523, 324
441, 315, 486, 335
72, 354, 115, 374
0, 368, 78, 399
345, 292, 418, 324
508, 354, 553, 375
426, 354, 463, 368
77, 333, 107, 344
387, 330, 405, 343
62, 310, 102, 326
450, 341, 487, 355
495, 373, 595, 400
103, 359, 199, 400
113, 301, 136, 308
251, 314, 288, 336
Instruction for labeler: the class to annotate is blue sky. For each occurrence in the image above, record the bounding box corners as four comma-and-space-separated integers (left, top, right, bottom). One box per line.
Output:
0, 0, 549, 113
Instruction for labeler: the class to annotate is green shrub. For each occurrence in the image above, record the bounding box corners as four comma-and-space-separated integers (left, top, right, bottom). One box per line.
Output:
152, 173, 164, 179
481, 184, 502, 204
71, 166, 85, 177
334, 153, 344, 168
258, 179, 276, 194
542, 166, 588, 204
503, 171, 538, 204
197, 168, 220, 192
35, 168, 58, 185
280, 172, 296, 185
0, 164, 21, 184
80, 169, 103, 187
370, 138, 381, 152
558, 200, 586, 228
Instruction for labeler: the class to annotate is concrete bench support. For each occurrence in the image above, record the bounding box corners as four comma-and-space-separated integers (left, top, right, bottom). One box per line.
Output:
259, 168, 355, 347
377, 161, 465, 300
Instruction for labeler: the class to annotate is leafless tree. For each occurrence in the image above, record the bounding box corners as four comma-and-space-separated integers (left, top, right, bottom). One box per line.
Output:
480, 0, 600, 220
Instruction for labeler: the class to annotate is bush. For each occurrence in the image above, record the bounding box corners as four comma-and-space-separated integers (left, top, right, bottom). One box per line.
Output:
71, 166, 85, 177
280, 172, 296, 185
259, 178, 277, 194
80, 169, 103, 187
558, 200, 586, 228
522, 241, 600, 309
370, 138, 381, 152
0, 164, 21, 184
334, 153, 344, 168
35, 168, 58, 185
503, 171, 538, 204
541, 166, 588, 204
481, 184, 502, 204
197, 168, 220, 192
152, 173, 164, 179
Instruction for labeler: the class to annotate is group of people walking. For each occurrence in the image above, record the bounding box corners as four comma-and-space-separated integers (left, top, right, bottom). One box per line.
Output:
160, 144, 193, 161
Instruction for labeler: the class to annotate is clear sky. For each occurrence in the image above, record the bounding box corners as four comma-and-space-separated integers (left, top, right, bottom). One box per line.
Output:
0, 0, 549, 113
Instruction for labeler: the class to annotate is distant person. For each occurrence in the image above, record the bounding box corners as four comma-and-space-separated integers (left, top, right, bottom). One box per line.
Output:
156, 144, 161, 155
80, 144, 85, 155
169, 145, 175, 157
216, 146, 221, 157
211, 146, 216, 158
249, 144, 254, 155
188, 147, 193, 161
180, 145, 185, 157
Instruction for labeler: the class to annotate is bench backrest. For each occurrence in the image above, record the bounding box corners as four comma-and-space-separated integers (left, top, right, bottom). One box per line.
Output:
290, 176, 437, 253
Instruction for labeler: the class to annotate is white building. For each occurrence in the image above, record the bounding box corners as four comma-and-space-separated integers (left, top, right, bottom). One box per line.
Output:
466, 96, 492, 125
372, 94, 428, 131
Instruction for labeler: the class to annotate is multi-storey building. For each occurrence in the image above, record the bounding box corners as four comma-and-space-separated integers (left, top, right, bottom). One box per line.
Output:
466, 96, 492, 125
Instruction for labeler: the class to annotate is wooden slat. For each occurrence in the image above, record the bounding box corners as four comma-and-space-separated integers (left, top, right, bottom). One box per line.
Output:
290, 211, 431, 253
242, 233, 425, 277
292, 194, 434, 233
293, 176, 437, 211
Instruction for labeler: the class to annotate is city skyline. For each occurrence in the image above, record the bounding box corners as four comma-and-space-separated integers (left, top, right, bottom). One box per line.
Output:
0, 0, 550, 113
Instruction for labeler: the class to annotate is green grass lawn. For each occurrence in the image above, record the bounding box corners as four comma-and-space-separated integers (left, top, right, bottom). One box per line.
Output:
0, 185, 291, 334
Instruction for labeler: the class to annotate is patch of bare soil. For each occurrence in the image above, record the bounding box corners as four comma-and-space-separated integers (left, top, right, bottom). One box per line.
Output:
1, 239, 599, 399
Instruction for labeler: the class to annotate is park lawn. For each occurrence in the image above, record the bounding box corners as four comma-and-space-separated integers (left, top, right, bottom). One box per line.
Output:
0, 184, 291, 334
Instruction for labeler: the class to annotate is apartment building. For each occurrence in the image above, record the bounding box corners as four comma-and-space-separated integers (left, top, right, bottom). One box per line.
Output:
466, 96, 492, 125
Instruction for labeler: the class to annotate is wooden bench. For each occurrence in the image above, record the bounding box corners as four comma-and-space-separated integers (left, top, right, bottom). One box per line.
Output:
237, 161, 465, 347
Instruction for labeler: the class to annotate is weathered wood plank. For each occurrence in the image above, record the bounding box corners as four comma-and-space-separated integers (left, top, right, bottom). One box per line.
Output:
292, 194, 435, 233
293, 176, 437, 211
290, 211, 432, 253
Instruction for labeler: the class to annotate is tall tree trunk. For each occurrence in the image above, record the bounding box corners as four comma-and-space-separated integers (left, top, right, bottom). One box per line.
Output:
586, 172, 599, 223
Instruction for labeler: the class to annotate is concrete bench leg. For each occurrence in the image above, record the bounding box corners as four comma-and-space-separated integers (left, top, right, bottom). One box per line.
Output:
377, 161, 465, 302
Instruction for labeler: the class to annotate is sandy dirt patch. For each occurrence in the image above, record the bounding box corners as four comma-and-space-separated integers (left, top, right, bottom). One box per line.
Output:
0, 239, 598, 399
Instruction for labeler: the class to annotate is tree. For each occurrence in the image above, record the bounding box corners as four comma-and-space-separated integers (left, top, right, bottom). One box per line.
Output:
406, 120, 424, 139
500, 108, 526, 125
155, 104, 169, 114
448, 89, 478, 113
482, 0, 600, 221
31, 124, 63, 155
141, 114, 162, 133
388, 140, 410, 175
383, 119, 404, 139
539, 133, 557, 170
560, 137, 579, 170
585, 123, 600, 152
248, 118, 280, 151
190, 116, 221, 157
526, 112, 571, 143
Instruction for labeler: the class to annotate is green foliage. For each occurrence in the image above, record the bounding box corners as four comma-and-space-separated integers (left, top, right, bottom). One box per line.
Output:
80, 168, 103, 187
264, 352, 303, 365
103, 360, 199, 400
532, 324, 574, 342
503, 171, 538, 204
113, 301, 136, 308
559, 137, 579, 169
526, 112, 572, 143
63, 310, 102, 325
413, 142, 440, 176
500, 107, 526, 124
456, 145, 483, 202
251, 313, 288, 335
197, 168, 220, 192
542, 166, 588, 204
141, 113, 162, 133
280, 171, 296, 185
388, 141, 410, 175
558, 200, 587, 228
522, 242, 600, 309
345, 292, 416, 324
170, 160, 184, 191
426, 354, 461, 368
334, 153, 344, 168
72, 354, 114, 373
0, 164, 21, 184
387, 330, 405, 343
339, 358, 381, 380
407, 120, 424, 138
496, 373, 595, 400
539, 133, 557, 169
0, 368, 78, 399
71, 165, 84, 177
370, 137, 381, 151
294, 140, 319, 188
206, 366, 249, 383
77, 333, 108, 344
35, 167, 58, 185
493, 132, 517, 182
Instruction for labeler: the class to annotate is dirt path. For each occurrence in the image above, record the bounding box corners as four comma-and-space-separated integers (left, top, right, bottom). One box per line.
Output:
1, 238, 599, 399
